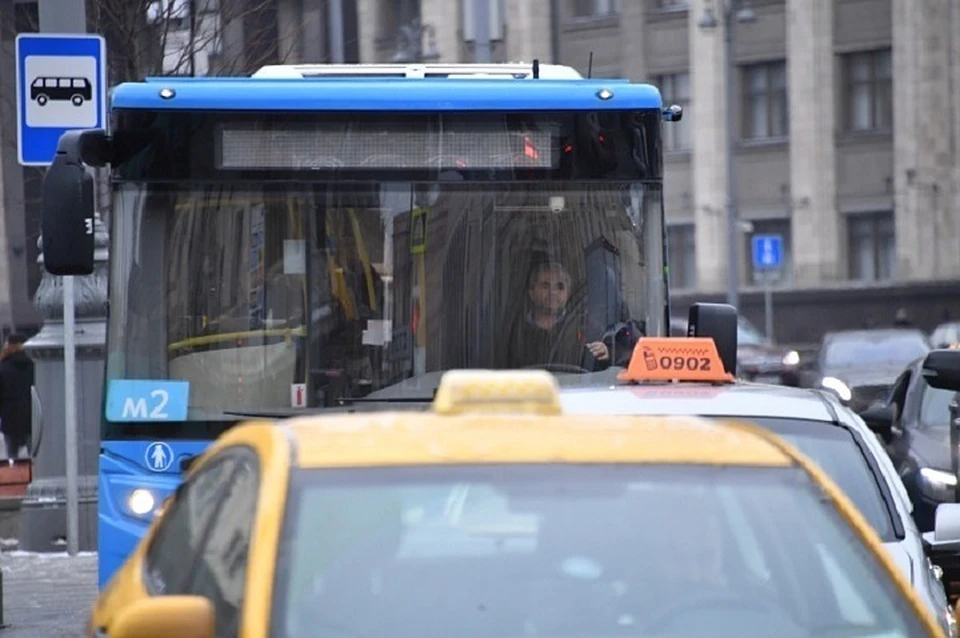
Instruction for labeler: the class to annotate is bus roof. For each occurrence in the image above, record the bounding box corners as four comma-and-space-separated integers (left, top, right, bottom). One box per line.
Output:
252, 62, 584, 79
110, 77, 662, 112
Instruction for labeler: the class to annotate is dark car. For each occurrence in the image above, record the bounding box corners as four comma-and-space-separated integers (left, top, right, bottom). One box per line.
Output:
865, 356, 960, 533
816, 328, 931, 413
670, 315, 801, 385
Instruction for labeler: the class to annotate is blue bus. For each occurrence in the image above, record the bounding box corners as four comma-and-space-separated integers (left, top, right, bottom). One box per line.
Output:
39, 61, 737, 588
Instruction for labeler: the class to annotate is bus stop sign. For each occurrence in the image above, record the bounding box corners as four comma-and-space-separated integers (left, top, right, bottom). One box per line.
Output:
15, 33, 107, 166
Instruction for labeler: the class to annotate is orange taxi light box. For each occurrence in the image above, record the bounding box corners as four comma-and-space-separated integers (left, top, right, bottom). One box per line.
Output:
618, 337, 734, 383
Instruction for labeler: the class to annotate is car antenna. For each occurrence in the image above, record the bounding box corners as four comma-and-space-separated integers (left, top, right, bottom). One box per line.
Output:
587, 52, 594, 78
532, 58, 540, 79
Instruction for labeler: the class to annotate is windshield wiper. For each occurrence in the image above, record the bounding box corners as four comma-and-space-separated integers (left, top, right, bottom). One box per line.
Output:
222, 397, 434, 419
338, 396, 434, 404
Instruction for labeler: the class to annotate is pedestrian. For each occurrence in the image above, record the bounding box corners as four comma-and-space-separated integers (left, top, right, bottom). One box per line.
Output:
893, 308, 913, 328
0, 333, 35, 459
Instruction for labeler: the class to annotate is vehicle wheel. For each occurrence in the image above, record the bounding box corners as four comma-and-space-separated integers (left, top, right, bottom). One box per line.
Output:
71, 95, 84, 106
36, 94, 47, 106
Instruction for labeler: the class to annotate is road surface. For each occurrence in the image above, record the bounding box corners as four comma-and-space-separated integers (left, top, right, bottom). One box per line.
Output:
0, 551, 97, 636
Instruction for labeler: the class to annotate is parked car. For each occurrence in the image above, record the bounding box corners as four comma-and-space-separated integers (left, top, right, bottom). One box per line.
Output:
815, 328, 931, 413
670, 315, 801, 385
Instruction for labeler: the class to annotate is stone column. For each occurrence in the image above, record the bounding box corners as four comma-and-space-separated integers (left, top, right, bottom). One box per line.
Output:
787, 0, 838, 285
420, 0, 461, 63
276, 0, 304, 63
893, 0, 959, 281
355, 0, 381, 63
505, 0, 553, 64
18, 215, 108, 552
619, 0, 647, 81
690, 0, 729, 293
300, 0, 327, 63
0, 0, 35, 333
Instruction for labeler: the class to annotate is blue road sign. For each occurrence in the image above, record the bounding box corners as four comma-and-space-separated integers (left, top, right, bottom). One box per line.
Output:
15, 33, 107, 166
752, 234, 783, 271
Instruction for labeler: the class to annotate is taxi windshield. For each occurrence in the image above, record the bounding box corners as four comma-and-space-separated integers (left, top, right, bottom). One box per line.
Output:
743, 417, 898, 542
107, 180, 661, 424
272, 464, 927, 638
823, 331, 930, 370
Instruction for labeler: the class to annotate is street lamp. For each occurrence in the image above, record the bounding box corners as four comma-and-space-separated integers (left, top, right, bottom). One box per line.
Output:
392, 18, 441, 63
698, 0, 756, 310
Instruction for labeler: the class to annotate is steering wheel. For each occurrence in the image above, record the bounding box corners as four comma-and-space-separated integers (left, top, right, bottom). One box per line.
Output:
641, 589, 784, 634
522, 363, 591, 374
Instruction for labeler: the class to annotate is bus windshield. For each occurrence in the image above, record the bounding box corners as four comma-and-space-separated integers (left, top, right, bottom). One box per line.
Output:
106, 180, 664, 435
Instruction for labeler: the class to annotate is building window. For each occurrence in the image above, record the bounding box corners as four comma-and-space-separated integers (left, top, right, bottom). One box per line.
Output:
658, 0, 689, 9
744, 219, 792, 285
843, 49, 892, 132
573, 0, 618, 18
657, 72, 691, 151
742, 61, 788, 140
847, 212, 895, 281
667, 224, 696, 289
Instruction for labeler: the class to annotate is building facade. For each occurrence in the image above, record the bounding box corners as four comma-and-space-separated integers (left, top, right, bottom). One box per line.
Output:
0, 0, 957, 340
355, 0, 960, 305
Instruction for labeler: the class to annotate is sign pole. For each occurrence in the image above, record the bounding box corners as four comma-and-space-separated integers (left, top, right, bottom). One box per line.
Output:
950, 392, 960, 502
62, 276, 79, 556
35, 0, 92, 557
763, 272, 774, 344
751, 233, 783, 344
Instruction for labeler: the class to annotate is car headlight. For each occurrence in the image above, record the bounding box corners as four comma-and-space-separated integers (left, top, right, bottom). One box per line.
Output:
781, 350, 800, 367
127, 488, 157, 517
820, 376, 852, 402
918, 468, 957, 502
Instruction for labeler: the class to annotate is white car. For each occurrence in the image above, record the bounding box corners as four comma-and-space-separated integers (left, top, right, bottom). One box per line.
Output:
560, 377, 957, 637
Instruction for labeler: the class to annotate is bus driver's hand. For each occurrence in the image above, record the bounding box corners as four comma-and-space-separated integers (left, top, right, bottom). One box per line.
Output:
586, 341, 609, 361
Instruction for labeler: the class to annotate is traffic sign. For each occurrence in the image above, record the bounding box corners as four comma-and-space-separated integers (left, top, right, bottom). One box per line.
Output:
15, 33, 107, 166
752, 234, 783, 271
144, 442, 174, 473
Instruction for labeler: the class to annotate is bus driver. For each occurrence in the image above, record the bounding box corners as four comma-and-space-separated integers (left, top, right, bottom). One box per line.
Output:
504, 261, 610, 371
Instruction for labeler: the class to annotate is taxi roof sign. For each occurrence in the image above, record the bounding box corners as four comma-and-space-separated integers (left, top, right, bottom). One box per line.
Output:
433, 369, 562, 416
618, 337, 735, 384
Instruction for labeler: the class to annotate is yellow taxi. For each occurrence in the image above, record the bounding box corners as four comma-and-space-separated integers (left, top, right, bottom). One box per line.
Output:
89, 369, 949, 637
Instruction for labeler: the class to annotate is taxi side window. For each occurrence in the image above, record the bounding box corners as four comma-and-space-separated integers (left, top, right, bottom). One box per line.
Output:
143, 455, 239, 596
189, 451, 260, 638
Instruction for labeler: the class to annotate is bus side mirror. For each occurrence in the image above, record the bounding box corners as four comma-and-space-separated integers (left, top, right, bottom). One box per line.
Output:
41, 130, 107, 276
859, 402, 895, 441
922, 349, 960, 392
662, 104, 683, 122
687, 302, 738, 377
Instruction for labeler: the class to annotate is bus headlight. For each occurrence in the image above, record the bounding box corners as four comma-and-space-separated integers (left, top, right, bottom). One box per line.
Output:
820, 376, 852, 402
127, 489, 157, 516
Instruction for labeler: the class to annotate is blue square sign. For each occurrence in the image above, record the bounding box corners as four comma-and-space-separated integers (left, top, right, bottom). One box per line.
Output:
15, 33, 107, 167
752, 234, 783, 271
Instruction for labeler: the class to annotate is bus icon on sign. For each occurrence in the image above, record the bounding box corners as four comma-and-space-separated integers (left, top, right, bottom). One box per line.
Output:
30, 76, 92, 106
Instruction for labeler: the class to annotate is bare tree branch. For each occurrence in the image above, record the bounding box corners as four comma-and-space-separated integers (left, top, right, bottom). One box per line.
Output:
2, 0, 308, 158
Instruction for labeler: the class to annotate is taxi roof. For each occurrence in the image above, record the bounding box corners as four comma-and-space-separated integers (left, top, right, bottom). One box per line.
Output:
280, 413, 795, 469
559, 381, 839, 422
